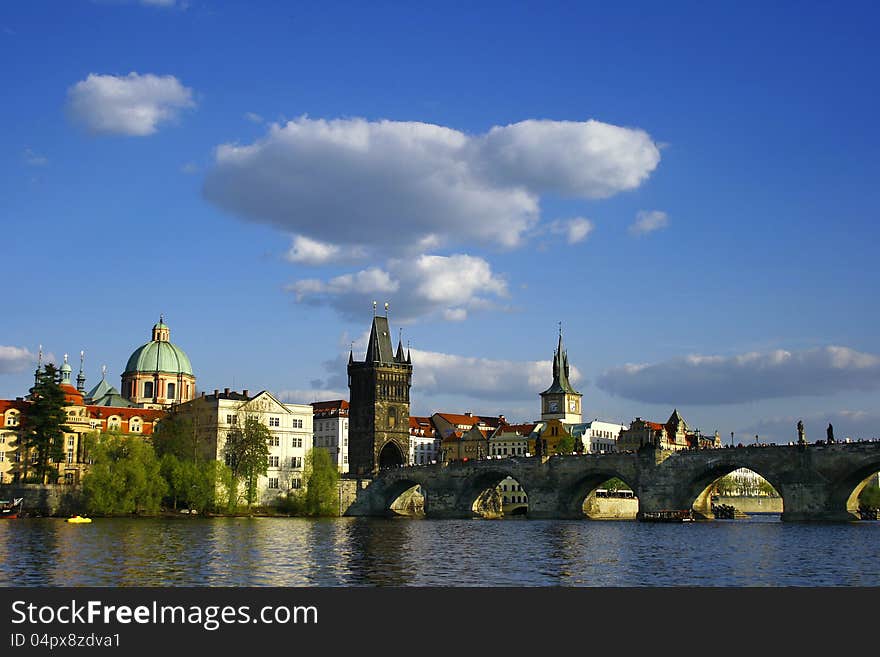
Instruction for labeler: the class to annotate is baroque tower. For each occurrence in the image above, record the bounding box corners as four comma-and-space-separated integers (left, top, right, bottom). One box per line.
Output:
540, 326, 582, 423
348, 305, 412, 475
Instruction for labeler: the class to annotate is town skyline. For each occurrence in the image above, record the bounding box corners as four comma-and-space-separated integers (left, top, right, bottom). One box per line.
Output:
2, 1, 879, 445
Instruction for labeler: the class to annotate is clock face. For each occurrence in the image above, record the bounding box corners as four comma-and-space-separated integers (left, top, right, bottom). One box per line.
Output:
569, 399, 577, 412
548, 400, 558, 412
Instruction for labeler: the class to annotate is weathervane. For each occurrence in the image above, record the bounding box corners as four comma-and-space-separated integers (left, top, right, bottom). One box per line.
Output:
384, 301, 389, 316
372, 300, 377, 316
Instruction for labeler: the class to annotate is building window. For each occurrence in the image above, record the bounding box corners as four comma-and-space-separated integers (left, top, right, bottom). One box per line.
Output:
130, 419, 142, 433
143, 381, 154, 398
291, 437, 303, 448
267, 436, 280, 447
291, 477, 302, 489
65, 472, 74, 485
291, 456, 302, 468
6, 413, 18, 427
268, 478, 279, 489
343, 455, 348, 464
269, 417, 280, 427
269, 456, 280, 468
0, 452, 4, 462
68, 436, 75, 447
292, 419, 304, 429
167, 383, 176, 400
227, 415, 237, 425
67, 448, 74, 464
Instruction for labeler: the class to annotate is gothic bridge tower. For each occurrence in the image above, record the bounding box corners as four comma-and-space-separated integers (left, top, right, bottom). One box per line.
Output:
348, 305, 412, 476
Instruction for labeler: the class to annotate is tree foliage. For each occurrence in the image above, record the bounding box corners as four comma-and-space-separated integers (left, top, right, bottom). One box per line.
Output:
860, 478, 880, 508
224, 415, 270, 505
82, 433, 167, 515
152, 410, 199, 462
20, 364, 70, 483
283, 448, 340, 517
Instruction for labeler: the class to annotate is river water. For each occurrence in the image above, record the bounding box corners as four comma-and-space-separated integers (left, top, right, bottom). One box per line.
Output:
1, 515, 877, 587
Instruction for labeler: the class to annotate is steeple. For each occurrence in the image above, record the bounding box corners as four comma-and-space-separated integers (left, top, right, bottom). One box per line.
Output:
395, 328, 405, 362
34, 344, 43, 387
76, 350, 86, 392
364, 314, 394, 363
542, 324, 578, 395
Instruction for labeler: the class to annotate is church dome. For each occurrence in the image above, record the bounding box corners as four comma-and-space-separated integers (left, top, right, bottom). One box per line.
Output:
123, 318, 193, 376
124, 341, 193, 376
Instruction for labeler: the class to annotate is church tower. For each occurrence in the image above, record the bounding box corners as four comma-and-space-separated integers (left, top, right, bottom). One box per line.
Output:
348, 303, 412, 476
540, 326, 582, 424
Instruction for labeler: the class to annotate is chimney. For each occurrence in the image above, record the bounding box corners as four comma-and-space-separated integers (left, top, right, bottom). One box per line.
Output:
214, 389, 219, 397
243, 389, 249, 398
224, 388, 230, 395
200, 391, 205, 397
464, 411, 472, 417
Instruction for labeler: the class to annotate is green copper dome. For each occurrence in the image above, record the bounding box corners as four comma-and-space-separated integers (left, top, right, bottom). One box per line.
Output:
124, 341, 193, 375
123, 318, 193, 376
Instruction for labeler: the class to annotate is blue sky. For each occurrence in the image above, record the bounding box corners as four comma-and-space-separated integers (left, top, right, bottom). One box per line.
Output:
2, 0, 879, 444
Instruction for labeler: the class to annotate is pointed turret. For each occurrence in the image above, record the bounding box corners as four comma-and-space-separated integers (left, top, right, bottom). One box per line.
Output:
541, 329, 579, 395
395, 338, 405, 363
76, 350, 86, 392
60, 353, 72, 386
364, 315, 395, 363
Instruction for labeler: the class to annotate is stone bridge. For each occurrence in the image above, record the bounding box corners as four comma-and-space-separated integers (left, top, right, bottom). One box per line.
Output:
344, 442, 880, 521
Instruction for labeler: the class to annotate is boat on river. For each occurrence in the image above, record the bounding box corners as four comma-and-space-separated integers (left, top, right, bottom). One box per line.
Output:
0, 497, 24, 519
66, 515, 92, 524
641, 509, 695, 523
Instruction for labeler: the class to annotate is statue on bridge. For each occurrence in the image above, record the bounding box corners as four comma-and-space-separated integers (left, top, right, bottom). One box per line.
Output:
826, 423, 835, 444
797, 420, 806, 446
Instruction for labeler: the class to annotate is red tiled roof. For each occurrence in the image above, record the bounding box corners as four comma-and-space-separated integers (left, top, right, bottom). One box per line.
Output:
645, 421, 666, 431
86, 406, 166, 422
0, 399, 29, 413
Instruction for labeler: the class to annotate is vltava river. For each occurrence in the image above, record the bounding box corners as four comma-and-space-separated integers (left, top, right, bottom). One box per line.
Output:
1, 515, 877, 586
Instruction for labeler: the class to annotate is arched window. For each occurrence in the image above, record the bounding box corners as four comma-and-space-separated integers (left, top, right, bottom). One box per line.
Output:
143, 381, 154, 398
388, 407, 397, 428
167, 382, 176, 400
130, 418, 142, 433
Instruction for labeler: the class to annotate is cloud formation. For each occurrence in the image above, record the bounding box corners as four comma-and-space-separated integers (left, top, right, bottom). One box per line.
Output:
204, 116, 660, 257
629, 209, 669, 236
0, 346, 35, 374
313, 343, 581, 407
549, 217, 594, 244
286, 253, 508, 322
67, 72, 195, 136
597, 346, 880, 405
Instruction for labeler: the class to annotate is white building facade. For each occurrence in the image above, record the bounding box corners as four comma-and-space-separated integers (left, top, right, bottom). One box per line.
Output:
177, 389, 313, 505
312, 400, 349, 474
570, 419, 628, 454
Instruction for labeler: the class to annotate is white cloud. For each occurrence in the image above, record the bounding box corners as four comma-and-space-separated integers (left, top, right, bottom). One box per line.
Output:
285, 235, 341, 265
67, 72, 195, 136
203, 116, 660, 258
409, 348, 581, 403
277, 388, 349, 404
477, 119, 660, 198
550, 217, 594, 244
0, 346, 35, 374
628, 209, 669, 236
244, 112, 264, 123
23, 148, 47, 167
313, 343, 581, 407
285, 254, 508, 322
597, 346, 880, 405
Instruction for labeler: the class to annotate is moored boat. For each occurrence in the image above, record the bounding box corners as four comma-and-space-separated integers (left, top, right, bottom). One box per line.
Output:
66, 515, 92, 524
0, 497, 24, 519
641, 509, 695, 523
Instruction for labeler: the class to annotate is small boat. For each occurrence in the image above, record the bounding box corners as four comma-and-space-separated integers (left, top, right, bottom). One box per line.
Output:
66, 515, 92, 524
641, 509, 695, 523
0, 498, 24, 519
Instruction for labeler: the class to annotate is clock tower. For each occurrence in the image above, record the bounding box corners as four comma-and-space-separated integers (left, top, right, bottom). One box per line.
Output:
540, 327, 582, 424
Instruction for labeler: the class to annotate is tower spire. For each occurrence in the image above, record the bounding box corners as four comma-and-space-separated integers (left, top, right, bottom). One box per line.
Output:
76, 350, 86, 392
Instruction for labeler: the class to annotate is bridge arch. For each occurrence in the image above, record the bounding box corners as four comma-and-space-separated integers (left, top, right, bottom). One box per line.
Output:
829, 457, 880, 520
378, 441, 405, 470
678, 458, 783, 519
374, 476, 430, 516
560, 471, 639, 519
455, 467, 530, 518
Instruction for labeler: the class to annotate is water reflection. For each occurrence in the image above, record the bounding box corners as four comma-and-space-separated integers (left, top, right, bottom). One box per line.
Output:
1, 515, 877, 587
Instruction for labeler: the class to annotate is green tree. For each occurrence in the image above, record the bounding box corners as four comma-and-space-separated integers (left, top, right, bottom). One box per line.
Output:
284, 448, 340, 516
20, 364, 70, 483
859, 478, 880, 508
160, 453, 226, 512
82, 433, 167, 515
554, 432, 575, 454
224, 415, 270, 506
152, 409, 199, 462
